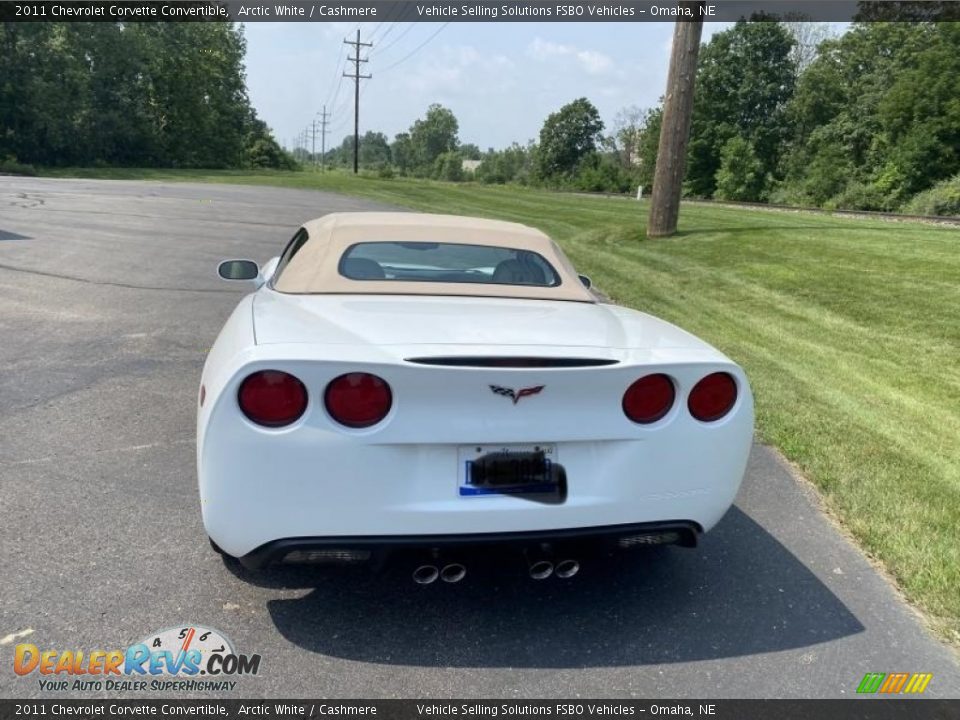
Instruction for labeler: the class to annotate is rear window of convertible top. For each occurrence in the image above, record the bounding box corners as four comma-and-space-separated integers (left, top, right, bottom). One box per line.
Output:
338, 241, 562, 287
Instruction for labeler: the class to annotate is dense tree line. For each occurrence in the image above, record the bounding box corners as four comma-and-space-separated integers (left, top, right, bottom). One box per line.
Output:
317, 104, 481, 181
778, 22, 960, 212
0, 22, 294, 170
7, 20, 956, 216
347, 21, 958, 216
686, 20, 960, 214
318, 98, 646, 193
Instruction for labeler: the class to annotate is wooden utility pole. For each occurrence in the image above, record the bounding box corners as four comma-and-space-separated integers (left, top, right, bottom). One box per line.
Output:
343, 30, 372, 175
647, 14, 704, 238
318, 105, 330, 171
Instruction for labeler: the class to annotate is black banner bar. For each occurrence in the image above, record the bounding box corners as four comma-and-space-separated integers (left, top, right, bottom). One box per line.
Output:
2, 0, 960, 23
2, 700, 960, 720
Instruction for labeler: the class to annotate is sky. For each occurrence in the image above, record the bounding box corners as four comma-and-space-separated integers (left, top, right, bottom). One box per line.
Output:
243, 22, 734, 151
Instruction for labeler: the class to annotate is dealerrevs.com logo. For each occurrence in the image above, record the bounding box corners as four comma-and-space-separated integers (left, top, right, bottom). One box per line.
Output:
14, 625, 261, 693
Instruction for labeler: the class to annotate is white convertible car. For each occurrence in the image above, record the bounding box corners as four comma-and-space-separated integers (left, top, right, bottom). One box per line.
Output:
198, 212, 753, 582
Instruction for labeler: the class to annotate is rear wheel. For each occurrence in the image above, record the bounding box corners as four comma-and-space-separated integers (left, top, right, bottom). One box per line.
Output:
208, 537, 226, 555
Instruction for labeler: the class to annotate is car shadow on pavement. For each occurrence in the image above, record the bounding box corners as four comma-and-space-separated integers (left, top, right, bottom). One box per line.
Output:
0, 229, 31, 241
236, 506, 865, 667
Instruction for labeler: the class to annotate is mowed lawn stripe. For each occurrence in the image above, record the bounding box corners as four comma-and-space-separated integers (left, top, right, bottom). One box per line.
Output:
580, 223, 959, 634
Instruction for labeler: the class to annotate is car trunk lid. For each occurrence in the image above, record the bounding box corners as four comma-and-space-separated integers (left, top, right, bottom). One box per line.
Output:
252, 291, 715, 354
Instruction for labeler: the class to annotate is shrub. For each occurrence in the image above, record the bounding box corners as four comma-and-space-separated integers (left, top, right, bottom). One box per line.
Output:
433, 151, 465, 182
0, 157, 37, 176
904, 174, 960, 217
714, 137, 766, 202
827, 181, 891, 212
573, 155, 634, 194
477, 144, 533, 185
244, 136, 298, 171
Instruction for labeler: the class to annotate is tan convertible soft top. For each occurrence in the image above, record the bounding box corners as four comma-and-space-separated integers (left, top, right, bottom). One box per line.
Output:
271, 212, 596, 302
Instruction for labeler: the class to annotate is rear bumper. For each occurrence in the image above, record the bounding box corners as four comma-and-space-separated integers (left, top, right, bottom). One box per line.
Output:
237, 520, 701, 570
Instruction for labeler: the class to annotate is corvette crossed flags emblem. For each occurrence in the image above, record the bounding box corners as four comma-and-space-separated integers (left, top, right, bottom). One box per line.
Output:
489, 384, 545, 405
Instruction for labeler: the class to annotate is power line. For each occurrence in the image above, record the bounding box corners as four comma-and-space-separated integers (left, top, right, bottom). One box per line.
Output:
370, 20, 417, 58
376, 22, 400, 45
324, 50, 348, 110
327, 80, 369, 137
367, 21, 387, 43
377, 23, 450, 75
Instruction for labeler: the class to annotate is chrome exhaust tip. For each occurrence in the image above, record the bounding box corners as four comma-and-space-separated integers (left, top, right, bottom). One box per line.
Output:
529, 560, 554, 580
555, 559, 580, 579
413, 564, 440, 585
440, 563, 467, 583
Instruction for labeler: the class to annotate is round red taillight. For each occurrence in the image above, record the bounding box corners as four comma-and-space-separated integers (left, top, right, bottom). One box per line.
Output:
324, 372, 392, 428
622, 374, 675, 424
688, 372, 738, 422
237, 370, 308, 427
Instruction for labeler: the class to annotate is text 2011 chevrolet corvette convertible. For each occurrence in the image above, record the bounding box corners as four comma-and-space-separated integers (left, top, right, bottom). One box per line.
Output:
198, 212, 753, 581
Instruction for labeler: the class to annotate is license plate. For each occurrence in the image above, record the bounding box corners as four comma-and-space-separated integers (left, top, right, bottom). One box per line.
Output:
458, 444, 558, 497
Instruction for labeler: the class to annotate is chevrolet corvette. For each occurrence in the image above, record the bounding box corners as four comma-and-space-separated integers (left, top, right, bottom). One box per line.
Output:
198, 212, 754, 581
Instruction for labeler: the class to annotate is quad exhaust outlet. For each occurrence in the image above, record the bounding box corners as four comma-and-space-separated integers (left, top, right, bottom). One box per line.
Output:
413, 562, 467, 584
440, 563, 467, 583
412, 564, 440, 585
555, 559, 580, 578
413, 556, 579, 583
528, 560, 554, 580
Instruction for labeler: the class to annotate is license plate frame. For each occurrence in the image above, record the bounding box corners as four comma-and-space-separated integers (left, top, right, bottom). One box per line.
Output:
457, 444, 558, 497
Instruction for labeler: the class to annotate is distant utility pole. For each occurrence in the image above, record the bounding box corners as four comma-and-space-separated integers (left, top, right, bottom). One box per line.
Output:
343, 29, 372, 174
318, 105, 330, 171
310, 119, 318, 166
647, 11, 704, 239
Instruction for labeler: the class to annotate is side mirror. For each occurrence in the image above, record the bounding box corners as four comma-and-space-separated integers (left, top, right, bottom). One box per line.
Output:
218, 259, 260, 283
578, 274, 592, 289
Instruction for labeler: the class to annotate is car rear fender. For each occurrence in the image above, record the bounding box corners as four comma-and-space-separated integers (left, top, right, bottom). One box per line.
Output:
200, 344, 753, 446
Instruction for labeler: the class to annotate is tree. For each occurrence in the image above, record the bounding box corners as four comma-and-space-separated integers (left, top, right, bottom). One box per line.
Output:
0, 21, 278, 170
611, 105, 661, 189
390, 132, 415, 174
243, 115, 297, 170
535, 98, 604, 179
459, 143, 482, 160
875, 22, 960, 202
359, 131, 391, 167
714, 137, 765, 201
782, 19, 837, 72
686, 21, 796, 198
635, 107, 662, 190
778, 22, 957, 209
433, 151, 464, 181
476, 143, 534, 184
408, 104, 459, 175
331, 135, 356, 168
611, 106, 646, 168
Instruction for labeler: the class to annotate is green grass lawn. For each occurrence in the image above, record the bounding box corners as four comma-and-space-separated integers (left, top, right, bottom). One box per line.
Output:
45, 167, 960, 642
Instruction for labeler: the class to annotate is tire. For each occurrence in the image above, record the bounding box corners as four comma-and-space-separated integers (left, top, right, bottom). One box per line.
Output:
208, 537, 226, 555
